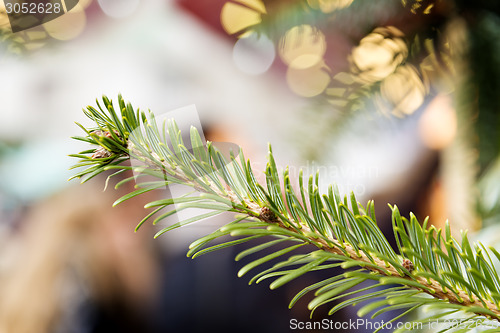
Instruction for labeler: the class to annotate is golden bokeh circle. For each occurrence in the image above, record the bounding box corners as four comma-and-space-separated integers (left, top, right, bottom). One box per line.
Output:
43, 3, 86, 41
351, 26, 408, 83
279, 25, 326, 69
381, 65, 426, 116
220, 0, 266, 36
286, 61, 331, 97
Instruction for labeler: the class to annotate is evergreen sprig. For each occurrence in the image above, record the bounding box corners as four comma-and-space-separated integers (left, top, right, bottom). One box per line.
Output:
70, 95, 500, 332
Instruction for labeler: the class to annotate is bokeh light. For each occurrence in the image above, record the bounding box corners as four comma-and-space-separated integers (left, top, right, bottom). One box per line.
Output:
0, 4, 9, 30
220, 0, 266, 36
306, 0, 354, 13
351, 26, 407, 83
418, 94, 457, 149
286, 60, 330, 97
233, 32, 275, 75
43, 4, 86, 41
98, 0, 140, 19
279, 25, 326, 69
380, 64, 426, 116
22, 30, 48, 50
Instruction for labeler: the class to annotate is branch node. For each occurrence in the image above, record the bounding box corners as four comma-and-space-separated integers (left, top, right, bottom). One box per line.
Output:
402, 258, 414, 272
260, 206, 279, 223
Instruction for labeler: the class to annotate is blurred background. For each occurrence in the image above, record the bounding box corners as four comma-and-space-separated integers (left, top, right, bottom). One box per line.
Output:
0, 0, 499, 332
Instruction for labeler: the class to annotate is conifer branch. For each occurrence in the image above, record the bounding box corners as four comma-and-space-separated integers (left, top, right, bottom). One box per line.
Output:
70, 95, 500, 332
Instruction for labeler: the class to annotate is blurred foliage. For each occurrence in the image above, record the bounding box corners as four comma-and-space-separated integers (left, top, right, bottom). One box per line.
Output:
467, 12, 500, 172
478, 156, 500, 227
223, 0, 452, 112
222, 0, 500, 174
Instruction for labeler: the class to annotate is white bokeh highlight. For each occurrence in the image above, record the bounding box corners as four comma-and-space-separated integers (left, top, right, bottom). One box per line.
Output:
98, 0, 140, 18
233, 32, 275, 75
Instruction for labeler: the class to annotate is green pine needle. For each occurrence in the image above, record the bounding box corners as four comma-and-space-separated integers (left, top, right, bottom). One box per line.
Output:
70, 95, 500, 332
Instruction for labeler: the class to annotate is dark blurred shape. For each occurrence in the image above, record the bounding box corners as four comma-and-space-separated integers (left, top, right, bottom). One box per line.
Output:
0, 175, 162, 333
